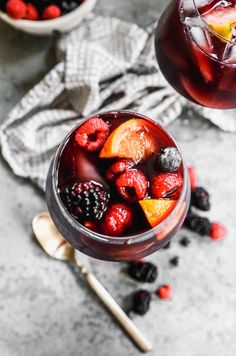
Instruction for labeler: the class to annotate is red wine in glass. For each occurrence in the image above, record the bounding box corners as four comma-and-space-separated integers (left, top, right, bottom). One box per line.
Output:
155, 0, 236, 109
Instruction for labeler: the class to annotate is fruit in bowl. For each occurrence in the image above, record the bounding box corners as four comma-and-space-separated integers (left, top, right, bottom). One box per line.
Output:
0, 0, 84, 20
0, 0, 97, 35
46, 111, 190, 261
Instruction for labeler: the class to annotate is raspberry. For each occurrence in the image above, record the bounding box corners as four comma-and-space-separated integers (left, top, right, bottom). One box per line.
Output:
157, 285, 173, 300
184, 212, 211, 236
191, 187, 210, 211
187, 166, 198, 190
132, 290, 151, 315
115, 169, 148, 202
209, 222, 228, 241
102, 203, 133, 236
151, 172, 183, 199
169, 256, 179, 267
128, 262, 158, 283
179, 236, 191, 247
25, 3, 38, 20
59, 181, 110, 221
42, 5, 61, 20
106, 160, 134, 181
6, 0, 26, 19
157, 147, 182, 172
75, 118, 109, 152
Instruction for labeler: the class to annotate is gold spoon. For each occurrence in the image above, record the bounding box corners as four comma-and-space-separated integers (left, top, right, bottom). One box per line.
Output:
32, 212, 152, 353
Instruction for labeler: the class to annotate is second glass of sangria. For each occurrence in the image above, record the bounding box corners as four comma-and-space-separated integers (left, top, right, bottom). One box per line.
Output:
155, 0, 236, 109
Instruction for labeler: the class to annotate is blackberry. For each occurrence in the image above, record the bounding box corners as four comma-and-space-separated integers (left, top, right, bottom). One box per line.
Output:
179, 236, 191, 247
158, 147, 182, 172
191, 187, 210, 211
163, 241, 171, 249
169, 256, 179, 267
132, 290, 151, 315
59, 181, 110, 221
128, 262, 158, 283
184, 212, 211, 236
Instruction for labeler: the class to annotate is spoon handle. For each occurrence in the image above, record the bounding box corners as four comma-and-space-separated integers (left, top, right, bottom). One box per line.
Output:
80, 267, 152, 353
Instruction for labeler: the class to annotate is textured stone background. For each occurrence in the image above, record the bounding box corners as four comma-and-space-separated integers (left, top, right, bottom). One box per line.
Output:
0, 1, 236, 356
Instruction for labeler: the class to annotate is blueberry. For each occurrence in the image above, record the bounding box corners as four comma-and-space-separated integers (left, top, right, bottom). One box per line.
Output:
158, 147, 182, 172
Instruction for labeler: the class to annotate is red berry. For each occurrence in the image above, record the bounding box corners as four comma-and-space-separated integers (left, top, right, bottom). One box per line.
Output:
187, 166, 198, 190
157, 285, 173, 300
75, 118, 110, 152
25, 3, 38, 20
209, 222, 228, 241
151, 172, 183, 199
102, 203, 133, 236
106, 160, 134, 181
42, 5, 61, 20
6, 0, 26, 19
115, 169, 148, 202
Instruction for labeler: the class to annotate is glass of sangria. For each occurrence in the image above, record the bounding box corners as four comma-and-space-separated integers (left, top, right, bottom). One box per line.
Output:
155, 0, 236, 109
46, 111, 190, 261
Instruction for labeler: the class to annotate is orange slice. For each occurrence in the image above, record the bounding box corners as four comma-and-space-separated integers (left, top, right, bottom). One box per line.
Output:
99, 119, 159, 162
139, 199, 177, 228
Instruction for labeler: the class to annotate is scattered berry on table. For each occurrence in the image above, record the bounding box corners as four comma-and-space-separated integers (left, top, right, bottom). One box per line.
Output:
157, 147, 182, 172
151, 172, 183, 199
106, 160, 134, 181
132, 290, 151, 315
157, 285, 173, 300
163, 241, 171, 249
115, 169, 148, 202
209, 222, 228, 241
59, 181, 110, 221
6, 0, 26, 19
128, 262, 158, 283
169, 256, 179, 267
179, 236, 191, 247
101, 203, 133, 236
184, 212, 211, 236
75, 117, 110, 152
191, 187, 210, 211
187, 166, 198, 190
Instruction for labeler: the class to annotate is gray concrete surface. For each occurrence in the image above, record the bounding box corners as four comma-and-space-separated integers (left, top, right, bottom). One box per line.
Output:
0, 1, 236, 356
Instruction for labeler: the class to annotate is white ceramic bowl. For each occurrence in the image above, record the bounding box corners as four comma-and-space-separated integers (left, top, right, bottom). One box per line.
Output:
0, 0, 97, 35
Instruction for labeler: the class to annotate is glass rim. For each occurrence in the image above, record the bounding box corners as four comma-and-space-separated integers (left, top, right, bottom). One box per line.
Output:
51, 110, 189, 244
192, 0, 236, 44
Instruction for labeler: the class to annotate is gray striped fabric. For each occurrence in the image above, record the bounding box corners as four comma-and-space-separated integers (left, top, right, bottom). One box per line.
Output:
0, 15, 235, 190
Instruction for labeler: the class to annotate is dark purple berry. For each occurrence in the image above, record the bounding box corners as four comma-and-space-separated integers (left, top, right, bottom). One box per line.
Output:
59, 181, 110, 221
169, 256, 179, 267
191, 187, 210, 211
128, 262, 158, 283
158, 147, 182, 172
132, 290, 151, 315
184, 212, 211, 236
179, 236, 191, 247
163, 241, 171, 249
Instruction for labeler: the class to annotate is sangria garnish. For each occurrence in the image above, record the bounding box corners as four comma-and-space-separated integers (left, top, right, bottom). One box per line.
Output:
101, 203, 133, 236
157, 147, 182, 172
115, 169, 148, 202
59, 181, 110, 221
139, 199, 177, 227
151, 172, 183, 199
